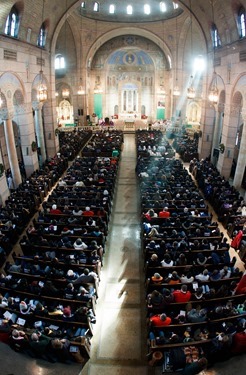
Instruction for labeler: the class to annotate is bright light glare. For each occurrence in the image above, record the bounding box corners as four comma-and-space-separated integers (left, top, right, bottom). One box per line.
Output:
160, 2, 167, 12
194, 56, 206, 71
109, 4, 115, 14
144, 4, 151, 15
127, 5, 133, 15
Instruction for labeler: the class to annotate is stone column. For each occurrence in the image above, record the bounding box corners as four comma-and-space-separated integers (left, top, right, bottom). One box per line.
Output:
217, 104, 240, 179
210, 103, 224, 165
33, 101, 46, 165
14, 103, 39, 177
42, 98, 59, 158
1, 108, 22, 188
233, 110, 246, 189
198, 100, 215, 160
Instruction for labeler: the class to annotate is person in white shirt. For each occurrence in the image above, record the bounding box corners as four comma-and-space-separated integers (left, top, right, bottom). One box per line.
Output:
161, 254, 174, 267
220, 266, 231, 279
74, 180, 85, 187
73, 238, 88, 250
180, 272, 194, 283
195, 269, 210, 282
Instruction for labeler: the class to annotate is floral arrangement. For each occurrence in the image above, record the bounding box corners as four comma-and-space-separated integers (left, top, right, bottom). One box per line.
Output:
219, 143, 225, 154
99, 120, 114, 126
31, 141, 37, 152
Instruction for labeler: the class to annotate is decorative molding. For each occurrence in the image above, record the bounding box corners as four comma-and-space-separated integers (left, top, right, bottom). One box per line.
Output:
14, 103, 32, 116
223, 105, 241, 118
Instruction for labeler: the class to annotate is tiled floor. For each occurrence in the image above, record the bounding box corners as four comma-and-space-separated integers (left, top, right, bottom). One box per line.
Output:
0, 134, 245, 375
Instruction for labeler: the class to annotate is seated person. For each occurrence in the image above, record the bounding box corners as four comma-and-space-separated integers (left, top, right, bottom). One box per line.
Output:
29, 332, 52, 358
187, 307, 207, 323
50, 338, 73, 363
147, 253, 161, 267
73, 268, 98, 285
220, 266, 231, 279
195, 269, 209, 282
73, 238, 88, 250
191, 287, 205, 301
159, 207, 170, 218
180, 272, 194, 284
150, 313, 172, 327
172, 285, 191, 303
165, 271, 181, 285
161, 254, 174, 267
63, 283, 76, 299
193, 253, 207, 266
76, 285, 95, 301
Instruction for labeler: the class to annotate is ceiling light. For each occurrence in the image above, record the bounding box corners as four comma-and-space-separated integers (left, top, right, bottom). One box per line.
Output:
62, 88, 70, 98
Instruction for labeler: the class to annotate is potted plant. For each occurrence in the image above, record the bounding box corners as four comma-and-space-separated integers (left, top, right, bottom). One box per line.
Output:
31, 141, 37, 152
219, 143, 225, 154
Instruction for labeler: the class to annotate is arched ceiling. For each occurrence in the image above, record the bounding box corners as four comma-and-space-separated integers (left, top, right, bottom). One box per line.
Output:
92, 35, 168, 70
78, 0, 183, 23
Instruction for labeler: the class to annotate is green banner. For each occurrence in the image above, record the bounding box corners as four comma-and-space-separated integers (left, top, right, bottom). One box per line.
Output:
156, 108, 165, 120
94, 94, 103, 118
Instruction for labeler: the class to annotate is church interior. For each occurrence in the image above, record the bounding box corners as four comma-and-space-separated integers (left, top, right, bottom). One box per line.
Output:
0, 1, 246, 375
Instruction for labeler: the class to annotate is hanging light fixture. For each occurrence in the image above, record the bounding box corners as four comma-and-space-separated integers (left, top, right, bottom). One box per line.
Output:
173, 15, 180, 96
62, 0, 70, 98
208, 71, 219, 104
160, 20, 166, 98
208, 0, 219, 104
62, 87, 70, 98
187, 0, 195, 99
187, 76, 195, 99
78, 80, 85, 95
37, 0, 47, 102
77, 11, 84, 96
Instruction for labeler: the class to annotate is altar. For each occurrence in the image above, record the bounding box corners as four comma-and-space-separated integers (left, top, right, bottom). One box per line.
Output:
119, 112, 140, 121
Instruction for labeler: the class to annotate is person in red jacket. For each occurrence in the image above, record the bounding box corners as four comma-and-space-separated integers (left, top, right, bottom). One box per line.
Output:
150, 313, 172, 327
50, 204, 62, 215
159, 207, 170, 218
235, 270, 246, 295
83, 206, 95, 216
172, 285, 191, 302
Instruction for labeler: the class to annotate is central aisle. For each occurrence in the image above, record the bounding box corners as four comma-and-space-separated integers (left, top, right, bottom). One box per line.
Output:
82, 134, 150, 374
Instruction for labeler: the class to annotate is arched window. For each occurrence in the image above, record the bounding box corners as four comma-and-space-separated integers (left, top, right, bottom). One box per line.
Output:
127, 5, 133, 15
93, 2, 99, 12
55, 54, 65, 70
37, 23, 46, 47
211, 23, 221, 48
5, 6, 20, 37
238, 7, 246, 38
109, 4, 115, 14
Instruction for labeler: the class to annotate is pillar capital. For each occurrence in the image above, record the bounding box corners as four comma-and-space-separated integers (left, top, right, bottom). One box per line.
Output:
0, 107, 15, 121
241, 107, 246, 121
224, 104, 241, 118
32, 100, 44, 111
218, 103, 225, 113
14, 103, 32, 116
